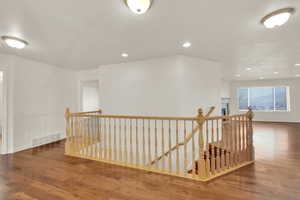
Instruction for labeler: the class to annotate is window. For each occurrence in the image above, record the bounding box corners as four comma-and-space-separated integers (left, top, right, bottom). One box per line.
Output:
238, 86, 290, 111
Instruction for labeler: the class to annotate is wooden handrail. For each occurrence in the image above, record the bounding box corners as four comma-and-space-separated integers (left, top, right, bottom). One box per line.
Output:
74, 110, 102, 115
70, 113, 199, 121
149, 107, 215, 165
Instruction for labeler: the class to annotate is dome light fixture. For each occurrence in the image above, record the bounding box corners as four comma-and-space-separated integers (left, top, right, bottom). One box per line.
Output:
182, 42, 192, 48
121, 53, 129, 58
261, 8, 295, 29
125, 0, 152, 14
1, 36, 28, 49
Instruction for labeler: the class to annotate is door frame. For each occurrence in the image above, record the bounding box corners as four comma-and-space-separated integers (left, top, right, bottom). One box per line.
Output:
0, 69, 8, 154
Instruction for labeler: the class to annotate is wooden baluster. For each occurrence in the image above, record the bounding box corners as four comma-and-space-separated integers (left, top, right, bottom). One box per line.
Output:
245, 115, 249, 161
205, 120, 211, 176
124, 119, 128, 164
244, 115, 248, 162
99, 118, 103, 159
226, 116, 231, 169
237, 115, 240, 164
216, 119, 220, 172
176, 120, 179, 174
168, 120, 172, 172
197, 109, 207, 179
136, 119, 140, 166
240, 115, 244, 163
80, 118, 84, 156
230, 116, 234, 166
92, 118, 96, 158
161, 120, 165, 171
192, 121, 196, 176
109, 118, 112, 161
85, 118, 89, 157
155, 120, 158, 169
86, 117, 93, 158
104, 118, 107, 159
91, 118, 95, 158
223, 116, 231, 169
142, 119, 146, 166
211, 120, 216, 174
77, 118, 81, 156
114, 118, 117, 161
70, 116, 75, 154
95, 118, 99, 159
84, 117, 88, 157
243, 115, 247, 162
119, 118, 122, 162
65, 108, 71, 154
233, 116, 237, 165
70, 117, 74, 155
82, 117, 86, 156
77, 117, 82, 155
234, 116, 238, 165
220, 118, 226, 170
183, 120, 187, 175
247, 108, 255, 161
130, 119, 133, 164
238, 115, 241, 164
148, 120, 151, 168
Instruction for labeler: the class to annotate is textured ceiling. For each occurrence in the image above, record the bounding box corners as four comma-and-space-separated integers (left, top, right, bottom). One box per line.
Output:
0, 0, 300, 80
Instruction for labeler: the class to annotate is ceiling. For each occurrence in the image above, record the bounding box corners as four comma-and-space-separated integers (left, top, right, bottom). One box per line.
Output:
0, 0, 300, 80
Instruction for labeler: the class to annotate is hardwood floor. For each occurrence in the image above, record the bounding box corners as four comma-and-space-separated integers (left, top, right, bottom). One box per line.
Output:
1, 122, 300, 200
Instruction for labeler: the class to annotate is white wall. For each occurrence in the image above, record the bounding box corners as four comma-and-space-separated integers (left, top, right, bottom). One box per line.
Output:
221, 79, 230, 98
0, 53, 78, 153
230, 78, 300, 123
78, 55, 223, 117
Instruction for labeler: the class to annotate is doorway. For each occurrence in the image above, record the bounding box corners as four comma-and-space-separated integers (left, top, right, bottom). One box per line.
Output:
80, 80, 100, 112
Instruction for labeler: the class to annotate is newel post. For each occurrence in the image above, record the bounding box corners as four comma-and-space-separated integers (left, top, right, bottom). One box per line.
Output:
197, 108, 207, 179
246, 107, 255, 161
65, 108, 71, 154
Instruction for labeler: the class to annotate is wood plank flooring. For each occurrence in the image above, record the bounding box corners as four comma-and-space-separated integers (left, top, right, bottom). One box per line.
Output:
0, 122, 300, 200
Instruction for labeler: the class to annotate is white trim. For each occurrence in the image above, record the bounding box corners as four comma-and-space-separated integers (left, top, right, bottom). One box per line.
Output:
0, 69, 8, 154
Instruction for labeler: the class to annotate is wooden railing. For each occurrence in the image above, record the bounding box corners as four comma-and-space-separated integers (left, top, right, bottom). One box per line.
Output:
65, 107, 254, 181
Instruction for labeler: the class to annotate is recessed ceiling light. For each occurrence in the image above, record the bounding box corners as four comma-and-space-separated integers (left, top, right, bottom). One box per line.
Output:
295, 63, 300, 66
121, 53, 129, 58
274, 71, 279, 74
246, 67, 252, 71
1, 36, 28, 49
125, 0, 152, 14
235, 74, 241, 77
261, 8, 295, 29
182, 42, 192, 48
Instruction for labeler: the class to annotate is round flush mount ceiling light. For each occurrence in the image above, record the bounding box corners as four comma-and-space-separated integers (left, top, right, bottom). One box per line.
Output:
182, 42, 192, 48
121, 53, 128, 58
1, 36, 28, 49
261, 8, 295, 29
125, 0, 152, 14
